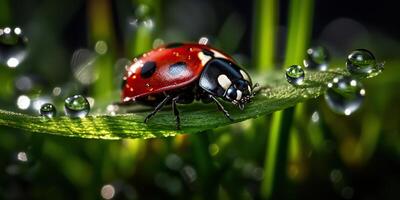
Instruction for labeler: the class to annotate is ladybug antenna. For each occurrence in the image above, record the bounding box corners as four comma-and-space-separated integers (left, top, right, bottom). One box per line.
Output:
252, 83, 260, 96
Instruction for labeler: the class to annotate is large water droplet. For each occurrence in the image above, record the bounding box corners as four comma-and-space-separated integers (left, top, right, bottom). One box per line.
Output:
303, 46, 330, 71
324, 76, 365, 115
0, 27, 28, 68
286, 65, 305, 85
64, 95, 90, 118
346, 49, 383, 78
40, 103, 57, 118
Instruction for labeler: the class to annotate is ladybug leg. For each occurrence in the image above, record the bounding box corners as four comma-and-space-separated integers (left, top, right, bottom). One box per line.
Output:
209, 95, 234, 122
171, 96, 181, 130
144, 95, 172, 123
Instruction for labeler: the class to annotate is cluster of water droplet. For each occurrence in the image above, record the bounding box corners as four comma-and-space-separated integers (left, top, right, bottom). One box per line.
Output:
285, 46, 382, 116
0, 27, 28, 68
324, 49, 382, 115
285, 46, 330, 86
39, 95, 91, 118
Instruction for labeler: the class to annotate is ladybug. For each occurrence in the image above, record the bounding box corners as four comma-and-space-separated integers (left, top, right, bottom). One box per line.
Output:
121, 43, 256, 129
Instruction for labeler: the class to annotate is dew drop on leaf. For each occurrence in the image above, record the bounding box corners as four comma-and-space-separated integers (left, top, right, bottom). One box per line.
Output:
346, 49, 384, 78
285, 65, 305, 85
40, 103, 57, 118
324, 76, 365, 115
64, 95, 90, 118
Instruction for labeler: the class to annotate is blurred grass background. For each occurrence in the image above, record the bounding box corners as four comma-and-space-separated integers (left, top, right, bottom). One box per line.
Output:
0, 0, 399, 199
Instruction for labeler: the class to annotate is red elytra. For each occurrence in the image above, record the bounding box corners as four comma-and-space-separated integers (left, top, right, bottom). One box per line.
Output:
121, 43, 234, 103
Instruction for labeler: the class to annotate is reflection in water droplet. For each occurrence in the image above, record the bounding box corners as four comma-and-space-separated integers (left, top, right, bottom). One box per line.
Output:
324, 76, 364, 115
346, 49, 383, 78
285, 65, 305, 85
303, 46, 330, 71
17, 95, 31, 110
40, 103, 57, 118
0, 27, 28, 68
64, 95, 90, 118
101, 184, 115, 200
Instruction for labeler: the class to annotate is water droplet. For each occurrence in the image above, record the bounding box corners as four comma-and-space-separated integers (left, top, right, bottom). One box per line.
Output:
285, 65, 305, 85
303, 46, 330, 71
64, 95, 90, 118
40, 103, 57, 118
346, 49, 383, 78
0, 27, 28, 68
324, 76, 365, 115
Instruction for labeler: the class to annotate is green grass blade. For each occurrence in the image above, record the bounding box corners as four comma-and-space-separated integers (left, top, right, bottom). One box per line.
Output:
253, 0, 278, 71
262, 0, 315, 198
0, 69, 346, 140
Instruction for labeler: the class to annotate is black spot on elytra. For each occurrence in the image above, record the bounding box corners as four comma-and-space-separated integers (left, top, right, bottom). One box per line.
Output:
202, 49, 214, 57
165, 43, 183, 49
169, 62, 187, 76
141, 62, 157, 78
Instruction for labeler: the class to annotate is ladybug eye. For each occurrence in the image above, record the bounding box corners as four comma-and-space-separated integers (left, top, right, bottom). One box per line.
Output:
226, 87, 237, 100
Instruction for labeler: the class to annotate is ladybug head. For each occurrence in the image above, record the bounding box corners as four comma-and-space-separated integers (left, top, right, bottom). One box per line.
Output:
224, 79, 254, 110
199, 58, 256, 110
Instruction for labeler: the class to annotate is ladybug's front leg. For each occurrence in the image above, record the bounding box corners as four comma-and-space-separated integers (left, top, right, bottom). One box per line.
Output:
144, 95, 172, 123
209, 95, 234, 122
